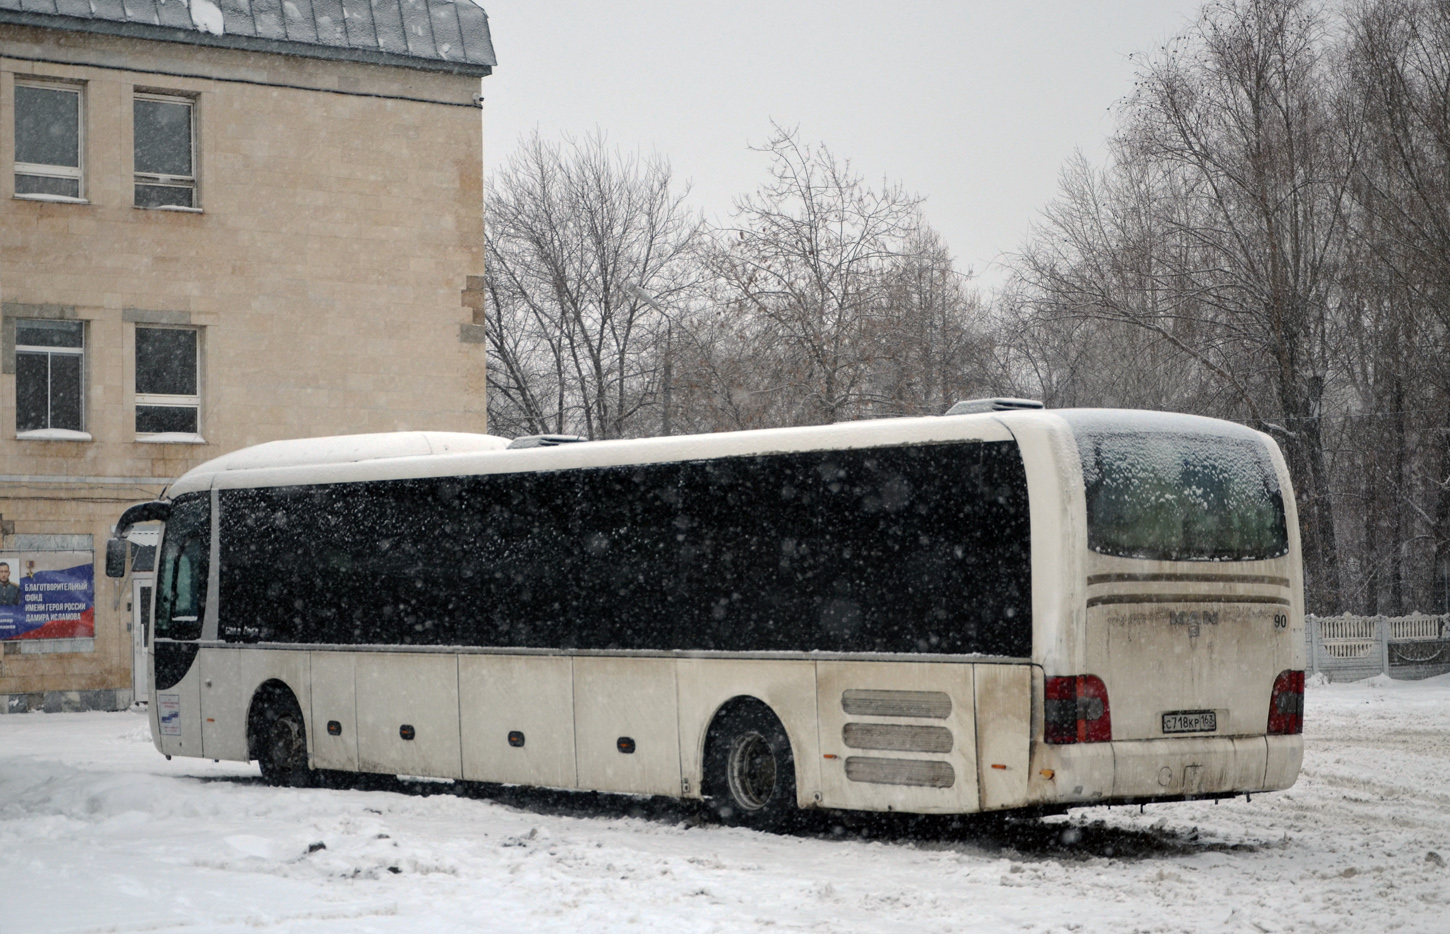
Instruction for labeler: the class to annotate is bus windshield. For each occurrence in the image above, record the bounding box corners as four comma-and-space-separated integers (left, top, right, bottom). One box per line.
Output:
1066, 412, 1288, 562
155, 492, 210, 640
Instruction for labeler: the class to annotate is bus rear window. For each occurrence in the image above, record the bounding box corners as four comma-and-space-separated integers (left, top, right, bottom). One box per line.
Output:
1074, 423, 1288, 562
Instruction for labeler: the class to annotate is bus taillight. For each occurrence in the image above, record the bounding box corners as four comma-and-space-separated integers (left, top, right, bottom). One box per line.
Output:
1267, 670, 1304, 735
1044, 675, 1112, 744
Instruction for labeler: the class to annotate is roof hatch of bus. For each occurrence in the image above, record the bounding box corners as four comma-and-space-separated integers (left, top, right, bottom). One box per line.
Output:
194, 431, 509, 473
507, 434, 588, 449
943, 398, 1045, 416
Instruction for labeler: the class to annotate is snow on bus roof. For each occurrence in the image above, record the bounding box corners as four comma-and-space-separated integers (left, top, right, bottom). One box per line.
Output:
186, 431, 509, 475
165, 409, 1267, 498
168, 413, 1027, 496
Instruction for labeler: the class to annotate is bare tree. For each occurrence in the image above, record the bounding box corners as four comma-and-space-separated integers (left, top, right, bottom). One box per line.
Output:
709, 125, 926, 425
484, 131, 703, 439
1009, 0, 1358, 612
871, 225, 996, 416
1344, 0, 1450, 611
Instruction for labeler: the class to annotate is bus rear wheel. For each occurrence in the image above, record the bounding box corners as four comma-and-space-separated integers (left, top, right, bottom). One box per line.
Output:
706, 702, 796, 829
252, 692, 314, 788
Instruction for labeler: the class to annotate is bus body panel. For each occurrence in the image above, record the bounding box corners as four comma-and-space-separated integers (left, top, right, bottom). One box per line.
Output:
573, 656, 681, 796
152, 656, 202, 759
355, 653, 462, 779
1111, 737, 1267, 798
1264, 735, 1303, 791
814, 660, 980, 813
673, 658, 819, 805
1082, 555, 1298, 743
1007, 416, 1088, 680
459, 654, 578, 789
973, 663, 1033, 811
201, 645, 309, 763
1031, 740, 1115, 805
310, 650, 359, 771
1035, 732, 1302, 802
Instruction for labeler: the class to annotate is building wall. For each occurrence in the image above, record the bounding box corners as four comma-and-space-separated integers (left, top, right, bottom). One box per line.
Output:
0, 25, 489, 706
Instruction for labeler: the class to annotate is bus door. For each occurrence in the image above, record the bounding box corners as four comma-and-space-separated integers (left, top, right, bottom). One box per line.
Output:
150, 492, 210, 759
131, 577, 152, 704
126, 529, 158, 705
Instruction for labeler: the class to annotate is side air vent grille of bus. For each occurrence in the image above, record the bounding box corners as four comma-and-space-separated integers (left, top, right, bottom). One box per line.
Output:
943, 397, 1044, 416
842, 722, 954, 754
844, 757, 956, 788
507, 434, 588, 449
841, 689, 952, 719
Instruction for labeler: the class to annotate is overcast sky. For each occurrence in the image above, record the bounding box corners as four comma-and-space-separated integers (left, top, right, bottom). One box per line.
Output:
479, 1, 1206, 290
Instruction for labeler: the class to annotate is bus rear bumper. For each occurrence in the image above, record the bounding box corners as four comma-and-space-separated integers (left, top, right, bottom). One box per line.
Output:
1034, 734, 1303, 805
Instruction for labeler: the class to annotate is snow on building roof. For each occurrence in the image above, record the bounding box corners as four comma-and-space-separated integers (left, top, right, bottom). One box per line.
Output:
0, 0, 496, 76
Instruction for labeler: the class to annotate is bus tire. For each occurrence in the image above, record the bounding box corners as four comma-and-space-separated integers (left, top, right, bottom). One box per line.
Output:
705, 701, 796, 830
251, 687, 314, 788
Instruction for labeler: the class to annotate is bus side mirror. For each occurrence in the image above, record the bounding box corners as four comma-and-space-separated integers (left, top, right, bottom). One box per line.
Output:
105, 538, 128, 578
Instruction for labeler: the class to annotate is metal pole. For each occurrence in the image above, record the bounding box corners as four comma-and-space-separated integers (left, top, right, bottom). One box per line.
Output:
662, 321, 673, 437
624, 282, 674, 437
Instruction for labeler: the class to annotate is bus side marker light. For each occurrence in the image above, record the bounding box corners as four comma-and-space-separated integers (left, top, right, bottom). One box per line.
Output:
617, 736, 636, 754
508, 730, 525, 748
991, 764, 1008, 770
1040, 769, 1055, 779
823, 754, 839, 760
399, 724, 416, 741
327, 720, 342, 736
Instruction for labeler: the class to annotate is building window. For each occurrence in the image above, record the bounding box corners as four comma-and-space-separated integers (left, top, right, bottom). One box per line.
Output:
15, 320, 84, 433
135, 327, 200, 435
134, 94, 196, 209
14, 82, 84, 201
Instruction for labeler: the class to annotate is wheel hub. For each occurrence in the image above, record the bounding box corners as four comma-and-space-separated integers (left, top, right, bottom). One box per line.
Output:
726, 730, 777, 811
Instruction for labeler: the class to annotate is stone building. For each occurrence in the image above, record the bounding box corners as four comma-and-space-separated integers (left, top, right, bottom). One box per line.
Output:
0, 0, 495, 712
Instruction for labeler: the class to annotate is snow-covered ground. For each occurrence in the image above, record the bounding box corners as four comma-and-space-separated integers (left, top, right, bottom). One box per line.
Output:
3, 675, 1448, 933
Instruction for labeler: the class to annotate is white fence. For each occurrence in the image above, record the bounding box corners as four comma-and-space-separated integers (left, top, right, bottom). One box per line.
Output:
1306, 613, 1450, 682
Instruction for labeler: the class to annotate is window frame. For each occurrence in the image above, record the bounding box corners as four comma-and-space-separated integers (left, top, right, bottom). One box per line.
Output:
133, 324, 203, 442
132, 90, 199, 212
14, 318, 87, 437
13, 79, 86, 204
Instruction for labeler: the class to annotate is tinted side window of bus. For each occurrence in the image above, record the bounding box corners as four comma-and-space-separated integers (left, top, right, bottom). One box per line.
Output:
217, 440, 1031, 656
675, 442, 1030, 655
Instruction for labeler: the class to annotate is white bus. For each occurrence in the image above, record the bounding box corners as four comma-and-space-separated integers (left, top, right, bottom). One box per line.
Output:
107, 404, 1304, 827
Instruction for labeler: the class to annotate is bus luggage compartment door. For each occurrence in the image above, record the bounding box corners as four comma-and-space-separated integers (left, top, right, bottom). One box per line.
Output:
459, 654, 577, 790
573, 656, 681, 796
814, 661, 980, 814
355, 652, 462, 779
310, 651, 358, 772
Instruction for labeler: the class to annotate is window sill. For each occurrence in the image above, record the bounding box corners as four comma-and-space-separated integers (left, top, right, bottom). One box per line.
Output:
16, 429, 92, 442
136, 432, 206, 444
13, 194, 89, 205
134, 204, 203, 213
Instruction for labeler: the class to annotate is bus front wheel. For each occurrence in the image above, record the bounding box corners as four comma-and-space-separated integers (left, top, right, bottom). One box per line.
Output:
251, 688, 314, 788
705, 702, 796, 829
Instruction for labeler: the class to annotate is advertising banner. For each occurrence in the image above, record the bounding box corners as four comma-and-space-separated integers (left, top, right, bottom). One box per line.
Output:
0, 551, 96, 641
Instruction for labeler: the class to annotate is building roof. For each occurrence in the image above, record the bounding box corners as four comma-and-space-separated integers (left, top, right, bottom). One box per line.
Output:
0, 0, 496, 76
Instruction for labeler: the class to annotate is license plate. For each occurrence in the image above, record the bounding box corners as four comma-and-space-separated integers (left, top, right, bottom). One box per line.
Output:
1162, 710, 1217, 734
